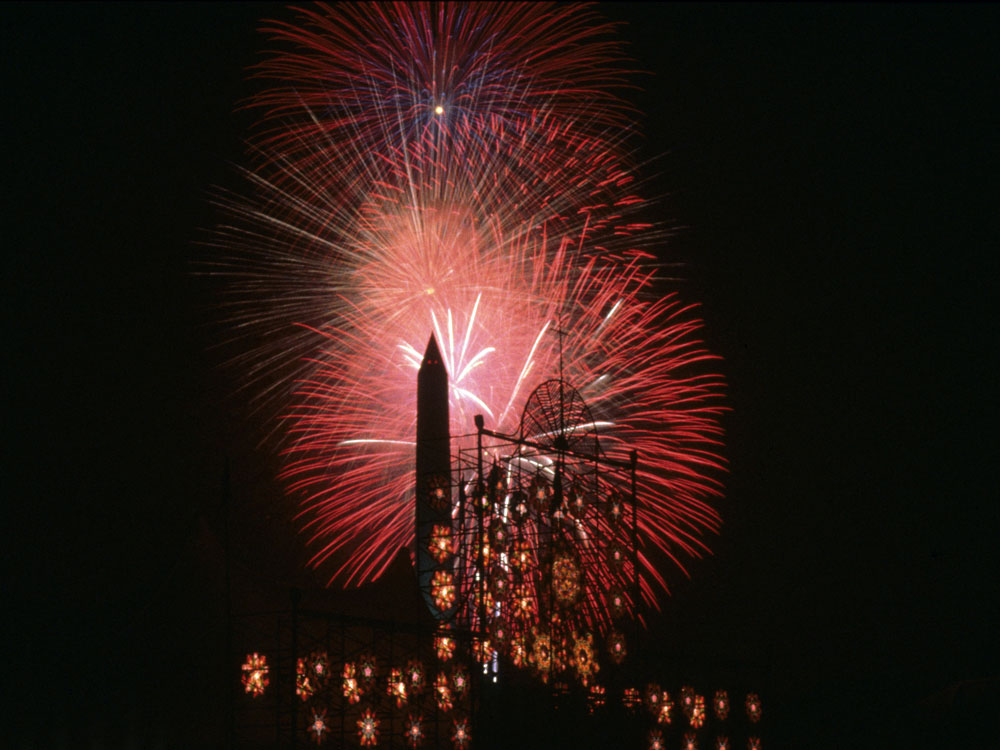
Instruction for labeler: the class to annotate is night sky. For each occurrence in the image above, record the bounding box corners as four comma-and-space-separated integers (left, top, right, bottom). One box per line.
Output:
6, 3, 997, 747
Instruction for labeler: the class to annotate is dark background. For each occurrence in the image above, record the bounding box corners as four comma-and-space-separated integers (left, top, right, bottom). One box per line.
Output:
5, 3, 996, 747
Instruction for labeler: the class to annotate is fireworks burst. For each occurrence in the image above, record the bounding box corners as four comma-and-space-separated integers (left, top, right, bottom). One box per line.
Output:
210, 2, 726, 605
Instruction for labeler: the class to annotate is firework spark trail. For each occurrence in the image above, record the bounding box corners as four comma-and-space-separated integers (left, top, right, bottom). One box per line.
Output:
210, 2, 726, 602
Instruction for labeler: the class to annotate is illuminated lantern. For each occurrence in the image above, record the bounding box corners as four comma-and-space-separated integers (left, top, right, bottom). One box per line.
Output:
435, 634, 456, 662
716, 738, 730, 750
571, 631, 598, 686
587, 684, 606, 714
407, 659, 425, 695
683, 732, 698, 750
357, 707, 379, 747
452, 717, 471, 750
358, 655, 377, 689
690, 694, 707, 728
452, 666, 468, 696
387, 667, 408, 707
713, 689, 730, 720
608, 544, 625, 569
645, 683, 663, 716
510, 635, 528, 668
656, 693, 674, 726
529, 474, 551, 512
435, 673, 453, 712
296, 657, 315, 700
529, 629, 553, 682
680, 685, 696, 720
607, 631, 626, 664
622, 687, 641, 713
608, 588, 627, 618
429, 525, 453, 563
510, 490, 528, 520
513, 583, 537, 621
551, 554, 581, 607
427, 474, 450, 511
649, 730, 665, 750
746, 693, 762, 723
309, 710, 328, 745
608, 490, 623, 523
431, 570, 456, 611
404, 715, 423, 749
342, 662, 361, 704
241, 653, 269, 697
747, 739, 762, 750
510, 539, 533, 571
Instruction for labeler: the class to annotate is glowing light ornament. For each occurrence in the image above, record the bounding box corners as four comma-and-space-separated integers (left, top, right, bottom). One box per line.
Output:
716, 737, 730, 750
343, 662, 362, 704
713, 689, 730, 720
452, 716, 471, 750
435, 634, 456, 662
298, 652, 328, 701
510, 635, 529, 668
359, 655, 377, 690
452, 666, 468, 697
388, 668, 408, 707
241, 653, 269, 697
746, 693, 762, 723
656, 693, 674, 726
529, 629, 553, 683
609, 589, 627, 618
587, 684, 606, 714
431, 570, 456, 611
404, 714, 424, 749
297, 657, 316, 700
570, 631, 599, 686
607, 631, 626, 665
646, 683, 664, 716
309, 710, 328, 745
649, 730, 665, 750
357, 707, 379, 747
622, 687, 641, 713
435, 673, 453, 712
690, 694, 707, 729
406, 659, 425, 695
747, 739, 762, 750
680, 685, 696, 721
683, 732, 698, 750
429, 525, 453, 564
551, 553, 581, 607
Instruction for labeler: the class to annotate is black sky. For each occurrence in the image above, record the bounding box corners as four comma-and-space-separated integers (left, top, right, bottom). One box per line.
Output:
5, 3, 997, 747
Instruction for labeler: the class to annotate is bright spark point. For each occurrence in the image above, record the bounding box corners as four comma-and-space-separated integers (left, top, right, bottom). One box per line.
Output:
434, 105, 444, 115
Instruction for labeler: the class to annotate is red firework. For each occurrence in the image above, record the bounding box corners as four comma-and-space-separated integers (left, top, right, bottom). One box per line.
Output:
212, 2, 725, 610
